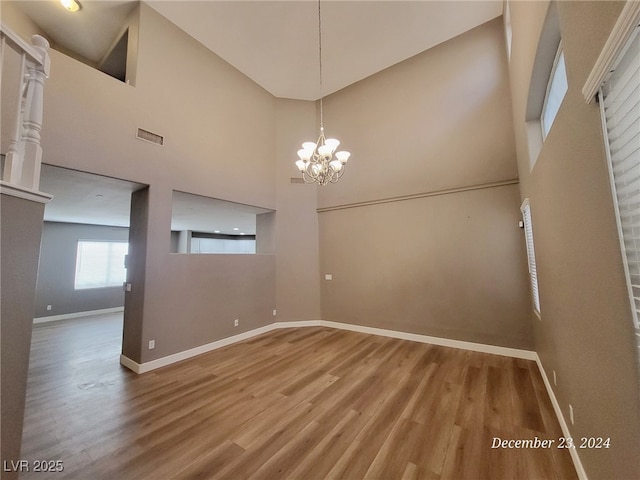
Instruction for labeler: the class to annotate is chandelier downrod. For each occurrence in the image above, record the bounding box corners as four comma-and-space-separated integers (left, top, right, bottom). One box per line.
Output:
294, 0, 351, 186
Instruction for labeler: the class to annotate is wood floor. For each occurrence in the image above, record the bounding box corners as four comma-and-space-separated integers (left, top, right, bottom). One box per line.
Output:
20, 314, 577, 480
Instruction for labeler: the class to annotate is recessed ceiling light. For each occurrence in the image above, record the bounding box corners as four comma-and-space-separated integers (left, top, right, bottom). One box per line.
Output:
214, 230, 220, 233
240, 233, 245, 235
233, 228, 239, 231
60, 0, 81, 12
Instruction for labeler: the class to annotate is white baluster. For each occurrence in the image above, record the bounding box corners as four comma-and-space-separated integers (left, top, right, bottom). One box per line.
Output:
2, 52, 27, 185
19, 35, 50, 190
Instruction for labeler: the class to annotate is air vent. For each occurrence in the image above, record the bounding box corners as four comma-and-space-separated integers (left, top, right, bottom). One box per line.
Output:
290, 177, 305, 184
136, 128, 164, 146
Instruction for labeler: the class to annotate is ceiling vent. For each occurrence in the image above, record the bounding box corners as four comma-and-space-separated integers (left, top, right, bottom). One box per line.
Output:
136, 128, 164, 146
290, 177, 305, 184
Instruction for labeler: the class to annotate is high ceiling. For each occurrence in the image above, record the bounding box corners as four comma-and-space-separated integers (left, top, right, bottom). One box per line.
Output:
11, 0, 503, 100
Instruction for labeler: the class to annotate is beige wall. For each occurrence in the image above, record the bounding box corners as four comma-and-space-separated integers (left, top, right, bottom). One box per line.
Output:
507, 1, 640, 479
274, 99, 322, 321
317, 18, 531, 349
318, 18, 518, 209
0, 195, 46, 480
3, 3, 281, 363
320, 183, 532, 349
37, 3, 276, 208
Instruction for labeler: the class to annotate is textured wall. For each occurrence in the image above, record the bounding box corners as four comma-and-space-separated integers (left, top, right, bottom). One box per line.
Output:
1, 194, 45, 480
316, 19, 531, 349
34, 222, 129, 318
507, 1, 640, 478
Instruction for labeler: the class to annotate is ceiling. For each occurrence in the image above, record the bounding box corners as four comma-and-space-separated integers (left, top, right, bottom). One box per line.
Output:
9, 1, 138, 66
41, 165, 271, 234
11, 0, 504, 100
40, 165, 144, 227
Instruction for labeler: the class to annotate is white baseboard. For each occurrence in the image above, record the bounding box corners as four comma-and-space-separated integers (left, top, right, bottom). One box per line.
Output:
120, 319, 536, 374
535, 356, 588, 480
121, 323, 280, 374
315, 320, 537, 360
34, 307, 124, 324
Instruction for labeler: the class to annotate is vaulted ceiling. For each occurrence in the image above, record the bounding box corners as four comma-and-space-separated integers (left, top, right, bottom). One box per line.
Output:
10, 0, 503, 100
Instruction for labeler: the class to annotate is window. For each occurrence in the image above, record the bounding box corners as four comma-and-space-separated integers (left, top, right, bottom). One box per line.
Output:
599, 27, 640, 330
541, 45, 568, 138
504, 0, 512, 61
521, 199, 541, 314
524, 1, 561, 171
191, 236, 256, 254
75, 241, 128, 290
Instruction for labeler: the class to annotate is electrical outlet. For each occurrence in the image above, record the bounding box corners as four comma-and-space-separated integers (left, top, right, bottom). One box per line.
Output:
325, 274, 333, 280
569, 404, 575, 425
273, 309, 277, 316
234, 319, 239, 327
46, 305, 52, 311
148, 340, 155, 350
553, 370, 557, 386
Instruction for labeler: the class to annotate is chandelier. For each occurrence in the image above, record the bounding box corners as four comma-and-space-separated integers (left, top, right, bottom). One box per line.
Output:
295, 0, 351, 186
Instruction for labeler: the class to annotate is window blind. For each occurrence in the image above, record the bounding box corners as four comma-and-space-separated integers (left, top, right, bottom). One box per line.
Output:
521, 200, 541, 313
600, 27, 640, 330
75, 241, 128, 290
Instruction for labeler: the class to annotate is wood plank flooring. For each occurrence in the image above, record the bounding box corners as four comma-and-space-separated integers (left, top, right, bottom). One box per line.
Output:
20, 314, 577, 479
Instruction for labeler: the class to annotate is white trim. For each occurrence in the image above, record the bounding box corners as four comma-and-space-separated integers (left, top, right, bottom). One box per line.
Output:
119, 354, 141, 374
0, 23, 46, 66
535, 356, 588, 480
121, 320, 536, 374
582, 1, 640, 103
34, 307, 124, 324
316, 320, 537, 360
0, 181, 52, 204
122, 323, 280, 374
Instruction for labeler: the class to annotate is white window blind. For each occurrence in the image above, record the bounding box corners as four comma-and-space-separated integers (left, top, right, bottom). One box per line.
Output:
75, 241, 128, 290
600, 27, 640, 330
521, 199, 541, 314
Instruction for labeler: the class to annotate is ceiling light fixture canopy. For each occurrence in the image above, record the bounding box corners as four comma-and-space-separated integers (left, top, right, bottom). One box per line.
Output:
60, 0, 81, 12
295, 0, 351, 186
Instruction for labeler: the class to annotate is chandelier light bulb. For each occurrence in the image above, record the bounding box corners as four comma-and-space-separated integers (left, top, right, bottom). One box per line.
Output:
317, 144, 333, 157
324, 138, 340, 151
297, 149, 311, 161
335, 151, 351, 163
60, 0, 81, 12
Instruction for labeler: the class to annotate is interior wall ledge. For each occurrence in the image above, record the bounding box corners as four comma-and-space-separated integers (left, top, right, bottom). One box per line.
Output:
0, 181, 53, 204
316, 178, 520, 213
